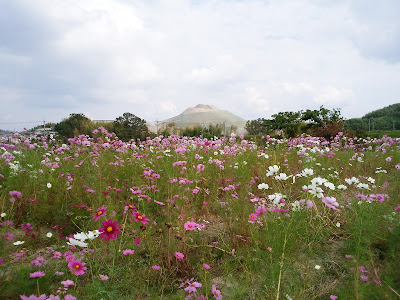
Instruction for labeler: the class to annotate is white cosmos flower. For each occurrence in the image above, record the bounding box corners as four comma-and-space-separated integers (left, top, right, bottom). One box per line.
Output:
324, 182, 335, 190
257, 183, 269, 190
357, 183, 369, 189
275, 173, 290, 181
46, 232, 53, 238
47, 183, 52, 188
0, 212, 6, 218
266, 165, 280, 177
13, 241, 25, 245
337, 184, 347, 190
314, 265, 321, 270
301, 168, 314, 177
67, 238, 88, 248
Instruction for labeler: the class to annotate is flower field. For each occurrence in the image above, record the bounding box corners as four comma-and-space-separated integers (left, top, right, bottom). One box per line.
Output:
1, 128, 400, 299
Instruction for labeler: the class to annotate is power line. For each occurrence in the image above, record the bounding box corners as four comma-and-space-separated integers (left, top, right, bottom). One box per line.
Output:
0, 121, 55, 124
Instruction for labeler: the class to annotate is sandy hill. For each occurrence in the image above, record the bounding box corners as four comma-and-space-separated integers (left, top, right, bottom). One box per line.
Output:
148, 104, 247, 135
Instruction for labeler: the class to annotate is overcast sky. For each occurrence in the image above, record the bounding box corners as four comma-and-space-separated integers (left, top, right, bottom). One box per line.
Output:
1, 0, 399, 131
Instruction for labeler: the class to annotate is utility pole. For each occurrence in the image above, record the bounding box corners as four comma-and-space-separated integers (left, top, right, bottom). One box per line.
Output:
368, 119, 371, 131
155, 120, 161, 136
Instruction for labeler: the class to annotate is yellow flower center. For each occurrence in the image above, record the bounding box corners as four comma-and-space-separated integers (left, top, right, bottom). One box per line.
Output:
97, 211, 103, 215
75, 264, 80, 269
138, 216, 143, 220
107, 226, 113, 232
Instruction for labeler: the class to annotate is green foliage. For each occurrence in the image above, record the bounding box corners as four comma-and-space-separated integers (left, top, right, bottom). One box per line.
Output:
345, 103, 400, 133
246, 106, 344, 138
113, 112, 149, 141
54, 113, 94, 138
182, 124, 223, 138
245, 118, 274, 135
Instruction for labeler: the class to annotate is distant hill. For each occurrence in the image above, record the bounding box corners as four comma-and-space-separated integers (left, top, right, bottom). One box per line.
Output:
362, 103, 400, 120
345, 103, 400, 132
148, 104, 247, 135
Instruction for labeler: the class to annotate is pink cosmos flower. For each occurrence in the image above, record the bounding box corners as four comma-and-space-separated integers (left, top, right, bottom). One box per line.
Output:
53, 251, 62, 258
212, 284, 222, 300
360, 275, 369, 281
98, 219, 121, 241
123, 249, 134, 255
47, 295, 61, 300
29, 271, 45, 278
20, 295, 47, 300
184, 221, 198, 231
92, 205, 108, 221
248, 213, 257, 222
61, 280, 75, 287
152, 265, 161, 270
31, 256, 46, 267
197, 164, 205, 172
68, 259, 87, 276
184, 281, 202, 294
203, 263, 210, 270
322, 197, 340, 211
330, 296, 338, 300
175, 251, 184, 260
99, 274, 109, 280
9, 191, 22, 198
64, 295, 77, 300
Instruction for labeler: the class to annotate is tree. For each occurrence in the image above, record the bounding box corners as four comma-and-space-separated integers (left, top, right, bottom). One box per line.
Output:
54, 113, 94, 138
245, 118, 270, 135
113, 112, 149, 141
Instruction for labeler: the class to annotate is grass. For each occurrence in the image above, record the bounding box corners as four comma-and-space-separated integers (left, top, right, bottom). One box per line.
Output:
0, 130, 399, 299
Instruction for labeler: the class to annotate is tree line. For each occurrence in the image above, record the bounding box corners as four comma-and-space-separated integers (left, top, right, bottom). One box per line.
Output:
245, 106, 343, 139
53, 113, 149, 141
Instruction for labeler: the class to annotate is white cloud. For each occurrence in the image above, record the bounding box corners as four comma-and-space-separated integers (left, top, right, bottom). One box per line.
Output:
1, 0, 400, 130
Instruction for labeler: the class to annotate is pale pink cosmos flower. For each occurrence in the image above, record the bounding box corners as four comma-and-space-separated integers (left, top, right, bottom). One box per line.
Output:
184, 281, 202, 294
29, 271, 45, 278
64, 295, 77, 300
203, 263, 210, 270
20, 295, 47, 300
322, 197, 340, 211
99, 274, 109, 281
212, 284, 222, 300
61, 280, 75, 288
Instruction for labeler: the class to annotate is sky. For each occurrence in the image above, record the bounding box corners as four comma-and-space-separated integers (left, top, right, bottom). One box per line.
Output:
1, 0, 400, 131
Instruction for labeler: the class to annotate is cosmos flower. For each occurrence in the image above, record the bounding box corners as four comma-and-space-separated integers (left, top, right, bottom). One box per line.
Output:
322, 197, 340, 211
92, 205, 108, 221
68, 259, 87, 276
175, 252, 184, 260
29, 271, 46, 278
99, 219, 121, 241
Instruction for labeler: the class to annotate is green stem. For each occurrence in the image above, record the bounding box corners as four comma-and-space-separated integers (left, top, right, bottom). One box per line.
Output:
276, 232, 288, 300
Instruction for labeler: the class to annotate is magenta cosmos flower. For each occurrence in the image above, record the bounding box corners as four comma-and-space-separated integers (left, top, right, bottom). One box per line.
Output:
92, 205, 108, 221
68, 259, 87, 276
133, 212, 150, 225
98, 219, 121, 241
